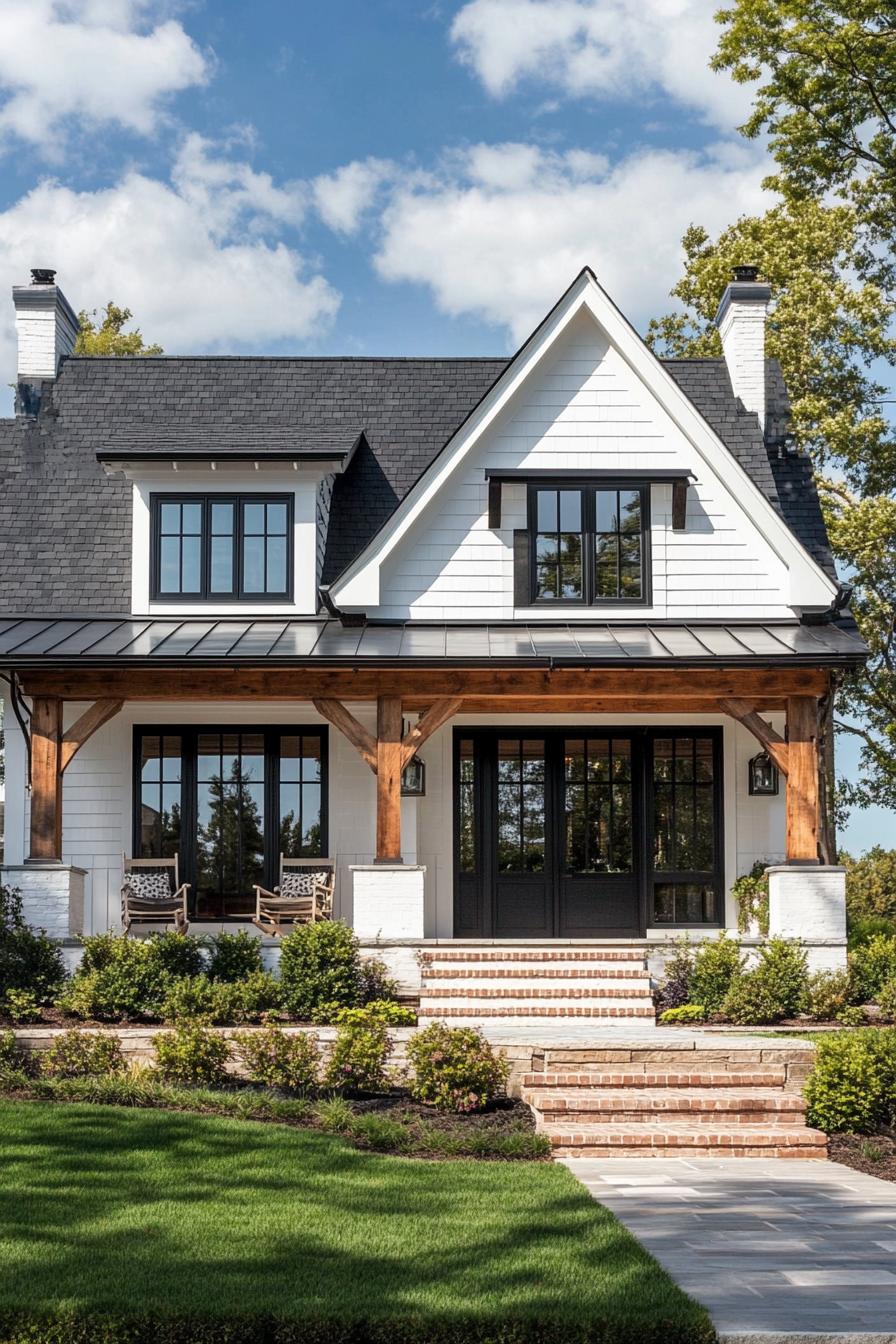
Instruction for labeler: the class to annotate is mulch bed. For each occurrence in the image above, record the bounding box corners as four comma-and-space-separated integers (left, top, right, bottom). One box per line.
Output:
345, 1092, 535, 1134
829, 1131, 896, 1182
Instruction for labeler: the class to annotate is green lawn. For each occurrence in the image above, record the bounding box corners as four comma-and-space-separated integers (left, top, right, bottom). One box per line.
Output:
0, 1099, 713, 1344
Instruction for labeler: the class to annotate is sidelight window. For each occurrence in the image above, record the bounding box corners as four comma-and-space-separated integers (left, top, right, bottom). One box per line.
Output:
651, 735, 719, 924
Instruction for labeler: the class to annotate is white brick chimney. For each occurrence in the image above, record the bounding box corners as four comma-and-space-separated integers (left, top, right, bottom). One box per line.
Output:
13, 268, 79, 414
714, 265, 772, 431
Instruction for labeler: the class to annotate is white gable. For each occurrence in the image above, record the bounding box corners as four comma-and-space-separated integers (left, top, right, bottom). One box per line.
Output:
331, 271, 836, 619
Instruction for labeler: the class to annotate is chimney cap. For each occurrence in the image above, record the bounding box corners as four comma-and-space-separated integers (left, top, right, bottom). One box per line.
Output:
732, 264, 760, 283
30, 268, 57, 285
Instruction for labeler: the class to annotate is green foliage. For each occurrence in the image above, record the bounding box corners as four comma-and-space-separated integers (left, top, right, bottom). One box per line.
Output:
731, 862, 770, 935
690, 932, 745, 1015
805, 1028, 896, 1133
407, 1024, 510, 1113
75, 302, 163, 356
144, 932, 204, 979
0, 1029, 29, 1078
329, 1000, 416, 1027
279, 920, 362, 1021
205, 931, 264, 982
720, 938, 808, 1025
845, 849, 896, 924
42, 1030, 124, 1080
803, 969, 851, 1022
58, 937, 171, 1021
153, 1024, 230, 1087
876, 978, 896, 1021
654, 938, 694, 1013
659, 1005, 707, 1024
233, 970, 281, 1021
162, 971, 281, 1025
836, 1004, 866, 1027
358, 956, 401, 1004
323, 1006, 391, 1093
849, 916, 896, 948
233, 1026, 319, 1093
847, 934, 896, 1003
0, 885, 65, 1004
2, 988, 41, 1023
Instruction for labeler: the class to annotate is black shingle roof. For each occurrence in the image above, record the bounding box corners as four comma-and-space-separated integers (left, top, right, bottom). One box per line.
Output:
0, 351, 835, 615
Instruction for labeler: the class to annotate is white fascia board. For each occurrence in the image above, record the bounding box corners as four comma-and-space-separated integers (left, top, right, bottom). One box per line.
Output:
332, 270, 837, 610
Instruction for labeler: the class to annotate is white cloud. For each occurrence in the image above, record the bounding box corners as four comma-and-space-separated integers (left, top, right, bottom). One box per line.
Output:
374, 140, 769, 340
312, 158, 396, 235
451, 0, 752, 129
0, 139, 340, 381
0, 0, 209, 151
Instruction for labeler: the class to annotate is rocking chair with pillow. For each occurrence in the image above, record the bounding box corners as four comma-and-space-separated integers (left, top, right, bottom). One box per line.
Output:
252, 856, 335, 936
121, 855, 190, 935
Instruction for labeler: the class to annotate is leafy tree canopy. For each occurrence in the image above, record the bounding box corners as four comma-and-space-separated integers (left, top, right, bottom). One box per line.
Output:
75, 302, 162, 357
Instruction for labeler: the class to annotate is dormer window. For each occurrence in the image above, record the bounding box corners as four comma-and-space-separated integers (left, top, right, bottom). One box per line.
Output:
528, 483, 648, 605
150, 493, 293, 601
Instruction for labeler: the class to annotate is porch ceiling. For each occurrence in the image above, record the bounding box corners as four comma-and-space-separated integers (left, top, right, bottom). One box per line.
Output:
0, 616, 867, 668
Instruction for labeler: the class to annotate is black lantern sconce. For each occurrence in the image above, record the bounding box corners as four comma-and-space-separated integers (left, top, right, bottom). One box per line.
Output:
401, 754, 426, 797
748, 750, 779, 796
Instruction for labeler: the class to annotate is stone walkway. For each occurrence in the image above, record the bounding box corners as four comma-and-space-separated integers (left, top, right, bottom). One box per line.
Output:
562, 1156, 896, 1341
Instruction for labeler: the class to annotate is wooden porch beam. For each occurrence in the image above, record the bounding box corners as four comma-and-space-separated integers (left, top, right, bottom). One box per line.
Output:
439, 695, 787, 715
59, 699, 123, 774
20, 665, 831, 702
718, 696, 790, 775
29, 696, 62, 861
376, 695, 403, 864
312, 698, 377, 771
401, 697, 464, 769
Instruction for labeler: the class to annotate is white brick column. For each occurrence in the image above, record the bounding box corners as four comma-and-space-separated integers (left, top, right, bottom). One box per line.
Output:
1, 864, 86, 939
766, 864, 847, 972
351, 865, 426, 940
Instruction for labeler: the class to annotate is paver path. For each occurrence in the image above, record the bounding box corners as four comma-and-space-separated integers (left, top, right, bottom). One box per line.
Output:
563, 1156, 896, 1341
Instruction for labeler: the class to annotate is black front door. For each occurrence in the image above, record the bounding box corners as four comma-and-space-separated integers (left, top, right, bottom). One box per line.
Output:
454, 730, 643, 938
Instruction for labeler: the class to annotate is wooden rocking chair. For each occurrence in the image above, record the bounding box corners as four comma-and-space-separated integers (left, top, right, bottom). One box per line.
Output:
252, 856, 335, 936
121, 855, 190, 935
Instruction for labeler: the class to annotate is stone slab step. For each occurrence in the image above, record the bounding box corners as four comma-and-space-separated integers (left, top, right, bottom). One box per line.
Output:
421, 950, 647, 964
527, 1089, 807, 1125
546, 1123, 828, 1158
520, 1069, 788, 1088
417, 1005, 656, 1019
419, 987, 654, 1001
423, 967, 651, 982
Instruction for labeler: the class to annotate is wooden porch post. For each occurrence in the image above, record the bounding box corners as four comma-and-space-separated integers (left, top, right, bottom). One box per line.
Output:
375, 695, 403, 863
785, 696, 820, 863
29, 696, 63, 861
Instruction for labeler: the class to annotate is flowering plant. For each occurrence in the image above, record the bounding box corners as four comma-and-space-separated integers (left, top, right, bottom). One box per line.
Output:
407, 1023, 509, 1113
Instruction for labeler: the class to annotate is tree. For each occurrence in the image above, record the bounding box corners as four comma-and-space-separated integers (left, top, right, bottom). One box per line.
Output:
75, 302, 163, 356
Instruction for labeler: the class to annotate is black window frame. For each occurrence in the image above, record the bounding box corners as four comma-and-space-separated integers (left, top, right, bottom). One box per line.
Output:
646, 728, 724, 929
132, 724, 328, 920
150, 493, 294, 603
526, 481, 651, 607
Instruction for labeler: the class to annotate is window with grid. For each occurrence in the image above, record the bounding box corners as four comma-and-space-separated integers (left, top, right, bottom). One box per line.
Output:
563, 738, 633, 874
528, 484, 647, 604
150, 494, 293, 600
651, 735, 719, 924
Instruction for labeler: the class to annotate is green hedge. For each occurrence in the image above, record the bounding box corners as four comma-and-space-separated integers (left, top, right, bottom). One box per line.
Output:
804, 1027, 896, 1133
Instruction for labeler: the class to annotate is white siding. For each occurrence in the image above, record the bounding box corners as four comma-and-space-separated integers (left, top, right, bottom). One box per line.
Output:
374, 311, 792, 621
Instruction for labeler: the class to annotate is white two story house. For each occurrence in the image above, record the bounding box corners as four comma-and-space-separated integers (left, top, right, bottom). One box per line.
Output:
0, 265, 864, 1007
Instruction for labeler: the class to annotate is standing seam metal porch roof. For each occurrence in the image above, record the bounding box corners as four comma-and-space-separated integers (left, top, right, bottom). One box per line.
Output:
0, 617, 867, 666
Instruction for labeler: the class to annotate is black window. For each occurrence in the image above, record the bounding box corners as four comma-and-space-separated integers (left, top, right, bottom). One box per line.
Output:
528, 484, 648, 605
650, 734, 721, 925
135, 726, 327, 920
151, 494, 293, 601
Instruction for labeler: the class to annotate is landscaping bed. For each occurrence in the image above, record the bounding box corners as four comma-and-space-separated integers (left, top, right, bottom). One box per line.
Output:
829, 1131, 896, 1183
0, 1098, 714, 1344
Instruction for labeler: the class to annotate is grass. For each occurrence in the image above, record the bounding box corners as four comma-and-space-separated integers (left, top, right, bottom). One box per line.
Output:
0, 1099, 714, 1344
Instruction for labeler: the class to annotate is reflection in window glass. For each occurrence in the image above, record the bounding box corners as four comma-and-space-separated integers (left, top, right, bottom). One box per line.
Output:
652, 736, 717, 924
497, 739, 546, 873
139, 734, 182, 858
279, 734, 323, 856
594, 489, 642, 599
534, 489, 584, 601
196, 732, 265, 917
458, 739, 476, 873
152, 495, 291, 599
564, 738, 633, 873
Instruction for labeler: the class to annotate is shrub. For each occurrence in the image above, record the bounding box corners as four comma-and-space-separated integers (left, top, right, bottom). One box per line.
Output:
848, 934, 896, 1003
805, 1028, 896, 1133
323, 1005, 391, 1093
2, 987, 42, 1023
58, 938, 171, 1021
659, 1004, 706, 1024
359, 956, 400, 1004
836, 1004, 866, 1027
279, 920, 362, 1020
732, 861, 770, 935
232, 970, 281, 1022
803, 969, 851, 1021
153, 1024, 230, 1086
845, 847, 896, 924
690, 932, 745, 1015
408, 1024, 509, 1113
206, 930, 264, 982
42, 1029, 124, 1079
0, 884, 66, 1004
144, 931, 204, 979
317, 999, 415, 1027
162, 975, 235, 1024
234, 1026, 319, 1092
654, 938, 694, 1014
0, 1028, 30, 1078
876, 978, 896, 1021
848, 916, 896, 949
720, 938, 808, 1025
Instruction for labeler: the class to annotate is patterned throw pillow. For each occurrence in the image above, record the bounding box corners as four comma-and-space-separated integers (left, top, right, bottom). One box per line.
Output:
125, 870, 174, 903
278, 870, 329, 898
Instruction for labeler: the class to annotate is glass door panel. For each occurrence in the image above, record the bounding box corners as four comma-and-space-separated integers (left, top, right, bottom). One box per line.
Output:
195, 731, 265, 918
494, 738, 552, 935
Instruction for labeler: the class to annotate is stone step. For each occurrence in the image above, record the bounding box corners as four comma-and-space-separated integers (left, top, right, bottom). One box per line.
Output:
422, 966, 651, 982
526, 1088, 807, 1125
419, 986, 654, 1001
520, 1069, 788, 1089
417, 1005, 656, 1019
421, 949, 647, 964
546, 1123, 828, 1159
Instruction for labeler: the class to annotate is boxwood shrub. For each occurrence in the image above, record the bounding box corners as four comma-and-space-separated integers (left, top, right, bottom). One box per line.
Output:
278, 921, 362, 1020
804, 1028, 896, 1133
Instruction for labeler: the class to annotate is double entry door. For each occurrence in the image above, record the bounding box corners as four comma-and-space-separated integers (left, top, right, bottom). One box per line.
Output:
454, 727, 724, 938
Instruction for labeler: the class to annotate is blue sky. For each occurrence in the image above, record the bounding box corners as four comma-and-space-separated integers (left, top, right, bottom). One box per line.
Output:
0, 0, 890, 852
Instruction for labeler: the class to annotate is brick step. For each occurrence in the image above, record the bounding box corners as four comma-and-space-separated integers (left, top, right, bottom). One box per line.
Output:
527, 1088, 807, 1125
520, 1069, 788, 1089
548, 1123, 828, 1158
419, 986, 654, 1001
417, 1005, 656, 1019
538, 1048, 815, 1068
422, 967, 651, 981
421, 950, 646, 964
